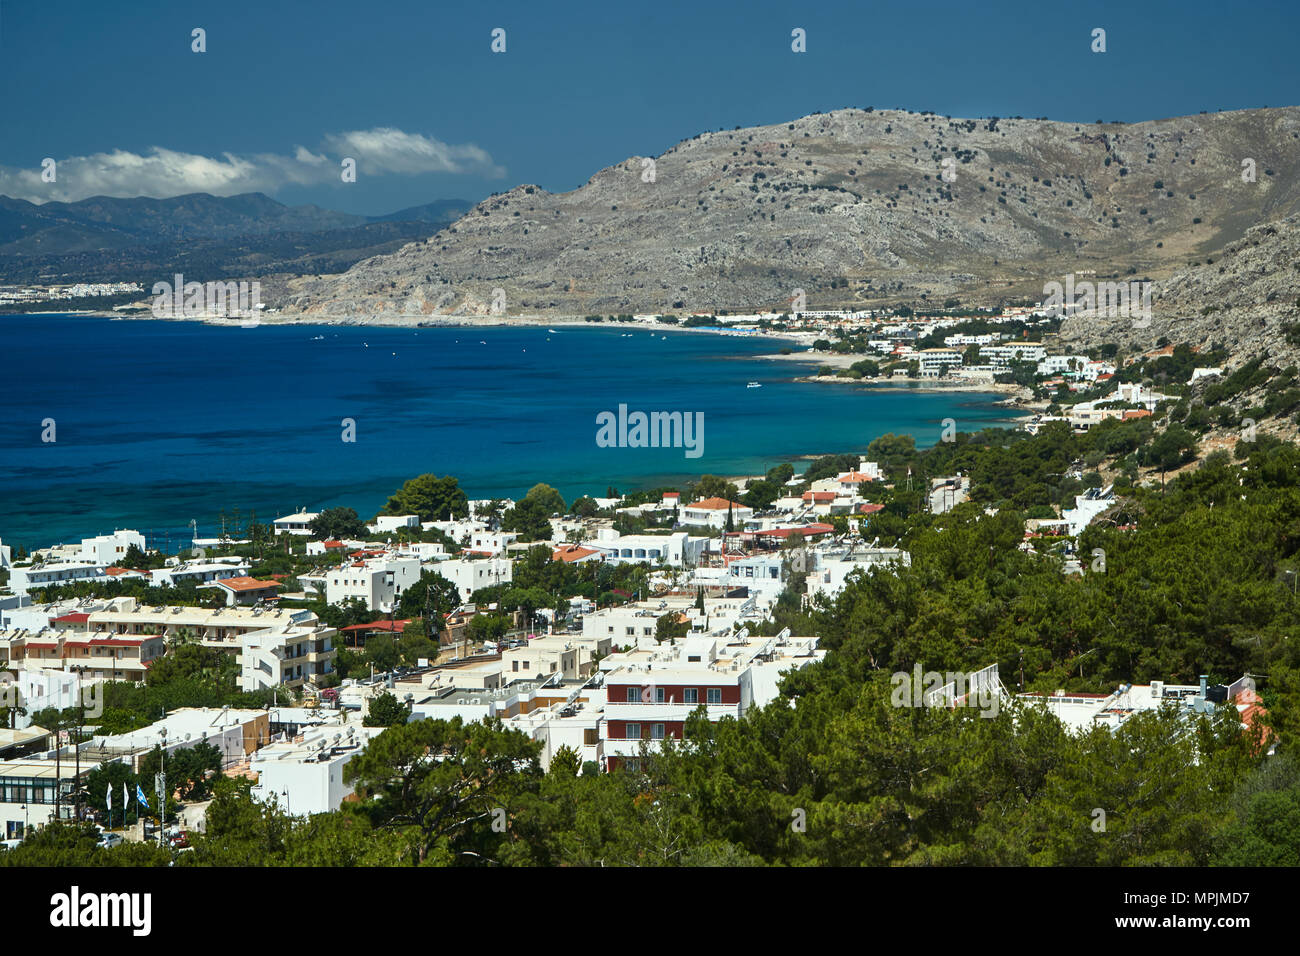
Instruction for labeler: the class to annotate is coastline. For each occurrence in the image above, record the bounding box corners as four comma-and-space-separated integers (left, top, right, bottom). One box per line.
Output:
11, 306, 813, 344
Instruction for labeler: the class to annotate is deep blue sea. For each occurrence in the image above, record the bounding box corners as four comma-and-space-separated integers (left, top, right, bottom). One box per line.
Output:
0, 314, 1017, 552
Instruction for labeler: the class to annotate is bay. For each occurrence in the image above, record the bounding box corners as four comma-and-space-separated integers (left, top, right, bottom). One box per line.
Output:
0, 314, 1017, 550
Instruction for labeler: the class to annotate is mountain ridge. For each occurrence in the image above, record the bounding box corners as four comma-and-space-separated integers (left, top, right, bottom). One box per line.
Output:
272, 106, 1300, 323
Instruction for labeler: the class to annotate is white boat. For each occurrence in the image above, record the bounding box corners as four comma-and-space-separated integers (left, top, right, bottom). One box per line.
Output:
547, 328, 559, 333
747, 382, 762, 388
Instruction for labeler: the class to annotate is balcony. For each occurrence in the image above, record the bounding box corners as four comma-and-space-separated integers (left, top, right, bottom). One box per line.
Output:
603, 701, 736, 721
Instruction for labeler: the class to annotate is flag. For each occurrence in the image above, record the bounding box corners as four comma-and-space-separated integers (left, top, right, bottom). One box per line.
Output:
123, 781, 129, 809
136, 784, 150, 811
106, 784, 112, 811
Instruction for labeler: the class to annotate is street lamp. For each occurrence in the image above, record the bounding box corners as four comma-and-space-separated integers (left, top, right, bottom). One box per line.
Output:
281, 789, 290, 816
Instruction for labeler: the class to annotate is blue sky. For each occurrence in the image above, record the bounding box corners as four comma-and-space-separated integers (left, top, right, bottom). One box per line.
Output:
1, 0, 1296, 214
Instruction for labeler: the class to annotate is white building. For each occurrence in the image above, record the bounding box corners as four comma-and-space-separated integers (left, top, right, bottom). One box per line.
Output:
917, 348, 964, 375
239, 624, 336, 692
586, 530, 703, 567
250, 722, 384, 816
680, 498, 754, 530
1037, 355, 1092, 376
149, 558, 250, 588
70, 530, 146, 566
273, 510, 319, 536
980, 343, 1047, 366
8, 563, 110, 596
370, 514, 420, 534
805, 545, 912, 603
437, 557, 513, 603
325, 556, 422, 612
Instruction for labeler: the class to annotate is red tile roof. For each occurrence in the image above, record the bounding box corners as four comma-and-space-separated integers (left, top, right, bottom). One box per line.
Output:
339, 619, 412, 632
215, 576, 281, 592
552, 545, 602, 563
686, 497, 746, 510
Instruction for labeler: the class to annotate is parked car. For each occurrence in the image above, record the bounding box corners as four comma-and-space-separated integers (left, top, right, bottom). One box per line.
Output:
166, 829, 190, 849
96, 831, 124, 849
0, 838, 23, 851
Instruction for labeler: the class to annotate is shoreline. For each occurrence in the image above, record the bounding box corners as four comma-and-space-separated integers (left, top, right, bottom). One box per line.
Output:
5, 307, 813, 344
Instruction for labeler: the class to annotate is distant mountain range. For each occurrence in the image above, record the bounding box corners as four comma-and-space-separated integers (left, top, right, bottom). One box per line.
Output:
273, 106, 1300, 329
0, 193, 474, 284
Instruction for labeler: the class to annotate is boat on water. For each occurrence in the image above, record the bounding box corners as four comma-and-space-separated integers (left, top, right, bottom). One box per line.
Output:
747, 381, 762, 388
547, 328, 559, 333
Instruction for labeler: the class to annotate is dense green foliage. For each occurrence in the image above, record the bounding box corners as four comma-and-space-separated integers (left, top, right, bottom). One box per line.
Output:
9, 423, 1300, 867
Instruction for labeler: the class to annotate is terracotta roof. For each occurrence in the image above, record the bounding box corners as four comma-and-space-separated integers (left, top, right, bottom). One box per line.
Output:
686, 497, 746, 510
340, 619, 412, 632
802, 491, 837, 502
751, 523, 835, 539
215, 576, 281, 592
64, 636, 155, 648
552, 545, 602, 563
50, 613, 90, 624
857, 502, 886, 514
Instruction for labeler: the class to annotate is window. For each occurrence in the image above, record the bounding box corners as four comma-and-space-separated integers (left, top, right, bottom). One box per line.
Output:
512, 661, 519, 672
684, 688, 698, 704
584, 728, 599, 745
707, 688, 722, 704
626, 723, 641, 740
655, 687, 665, 703
626, 688, 639, 702
651, 723, 665, 739
625, 627, 634, 636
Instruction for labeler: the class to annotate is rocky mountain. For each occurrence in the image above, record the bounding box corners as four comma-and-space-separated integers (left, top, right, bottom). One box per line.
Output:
1060, 213, 1300, 363
275, 106, 1300, 320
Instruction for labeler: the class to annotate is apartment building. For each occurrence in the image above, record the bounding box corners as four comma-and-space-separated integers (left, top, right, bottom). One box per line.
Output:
324, 556, 421, 612
980, 343, 1047, 366
8, 563, 112, 596
0, 627, 164, 681
437, 557, 513, 603
599, 632, 824, 770
917, 348, 964, 376
149, 558, 250, 588
39, 598, 335, 692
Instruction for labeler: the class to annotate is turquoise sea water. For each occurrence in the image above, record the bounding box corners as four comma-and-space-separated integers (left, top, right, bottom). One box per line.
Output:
0, 314, 1017, 551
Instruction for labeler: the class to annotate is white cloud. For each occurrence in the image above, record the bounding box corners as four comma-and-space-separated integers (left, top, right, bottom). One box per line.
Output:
0, 129, 504, 203
324, 128, 505, 178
